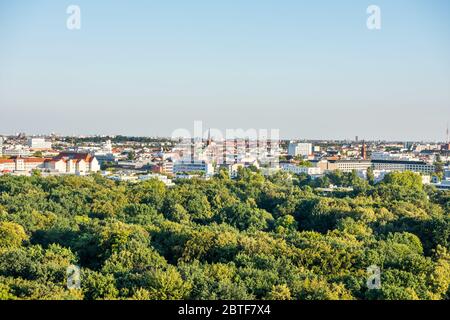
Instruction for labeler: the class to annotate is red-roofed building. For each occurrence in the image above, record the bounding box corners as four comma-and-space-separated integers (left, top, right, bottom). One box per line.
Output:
0, 159, 15, 173
0, 152, 100, 175
50, 152, 100, 175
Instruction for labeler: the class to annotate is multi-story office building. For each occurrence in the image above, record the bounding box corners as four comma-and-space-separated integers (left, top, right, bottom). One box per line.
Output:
173, 160, 214, 176
28, 138, 52, 150
151, 160, 174, 175
371, 160, 435, 175
288, 142, 313, 158
280, 163, 322, 175
371, 152, 415, 161
2, 147, 31, 157
321, 159, 434, 175
327, 160, 372, 172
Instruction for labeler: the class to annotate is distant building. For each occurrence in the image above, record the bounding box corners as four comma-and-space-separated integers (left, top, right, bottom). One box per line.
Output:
371, 160, 435, 175
173, 160, 214, 176
432, 179, 450, 190
361, 142, 367, 160
0, 158, 20, 172
280, 163, 322, 175
220, 159, 260, 178
0, 157, 48, 173
2, 146, 31, 157
288, 142, 313, 158
138, 173, 174, 186
94, 153, 117, 164
366, 169, 389, 183
327, 160, 372, 172
444, 168, 450, 179
316, 158, 435, 175
371, 152, 414, 161
49, 152, 100, 175
28, 138, 52, 151
151, 160, 174, 175
94, 140, 117, 164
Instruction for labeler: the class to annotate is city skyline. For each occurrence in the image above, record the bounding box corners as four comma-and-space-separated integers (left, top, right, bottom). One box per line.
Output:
1, 129, 449, 144
1, 0, 450, 140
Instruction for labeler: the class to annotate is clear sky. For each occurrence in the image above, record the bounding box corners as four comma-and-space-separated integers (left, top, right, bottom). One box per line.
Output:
0, 0, 449, 141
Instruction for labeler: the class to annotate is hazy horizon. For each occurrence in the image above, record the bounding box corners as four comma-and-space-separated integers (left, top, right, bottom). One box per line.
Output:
1, 129, 448, 144
1, 1, 449, 141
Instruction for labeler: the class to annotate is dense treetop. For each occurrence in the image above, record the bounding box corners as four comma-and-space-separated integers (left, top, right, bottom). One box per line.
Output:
0, 168, 449, 300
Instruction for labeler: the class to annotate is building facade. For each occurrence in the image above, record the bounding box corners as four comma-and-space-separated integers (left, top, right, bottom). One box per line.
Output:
327, 160, 372, 172
173, 160, 214, 176
288, 143, 313, 158
0, 152, 100, 175
28, 138, 52, 150
371, 160, 435, 174
280, 163, 322, 175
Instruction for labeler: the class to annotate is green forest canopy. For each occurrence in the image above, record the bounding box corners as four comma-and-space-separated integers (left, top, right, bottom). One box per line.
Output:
0, 169, 449, 300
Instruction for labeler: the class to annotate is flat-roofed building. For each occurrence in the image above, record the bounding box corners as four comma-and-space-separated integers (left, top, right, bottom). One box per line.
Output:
174, 160, 214, 176
280, 163, 322, 175
327, 160, 372, 172
432, 179, 450, 190
28, 138, 52, 151
372, 160, 435, 174
288, 142, 313, 157
152, 160, 174, 175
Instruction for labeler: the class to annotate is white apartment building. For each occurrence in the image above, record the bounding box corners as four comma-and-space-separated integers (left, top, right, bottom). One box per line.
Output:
51, 152, 100, 175
28, 138, 52, 150
138, 173, 174, 186
444, 168, 450, 179
173, 160, 214, 176
371, 151, 415, 161
372, 160, 435, 175
324, 159, 435, 175
281, 163, 322, 175
327, 160, 372, 173
2, 146, 31, 157
356, 169, 388, 183
0, 152, 100, 176
0, 159, 17, 172
0, 158, 47, 173
358, 169, 431, 185
288, 142, 313, 158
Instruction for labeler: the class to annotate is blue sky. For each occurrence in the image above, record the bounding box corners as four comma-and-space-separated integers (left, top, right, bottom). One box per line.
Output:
0, 0, 449, 141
